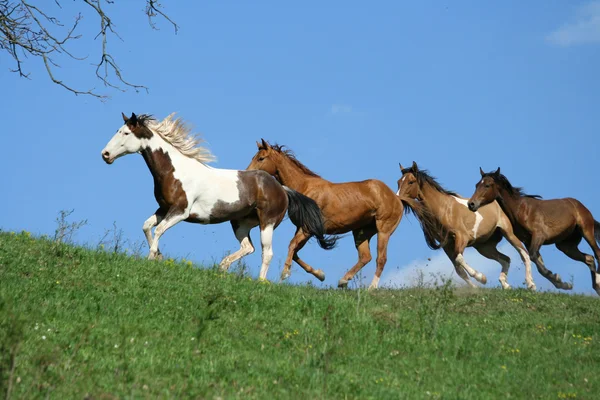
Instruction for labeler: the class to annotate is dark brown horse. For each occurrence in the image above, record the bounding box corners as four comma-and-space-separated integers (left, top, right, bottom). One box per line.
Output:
468, 168, 600, 294
247, 139, 403, 289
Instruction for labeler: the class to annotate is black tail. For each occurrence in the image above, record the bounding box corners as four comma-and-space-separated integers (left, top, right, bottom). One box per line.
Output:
284, 186, 337, 250
595, 220, 600, 246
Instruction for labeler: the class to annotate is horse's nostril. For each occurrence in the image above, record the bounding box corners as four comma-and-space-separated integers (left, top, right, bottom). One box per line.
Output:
102, 151, 110, 159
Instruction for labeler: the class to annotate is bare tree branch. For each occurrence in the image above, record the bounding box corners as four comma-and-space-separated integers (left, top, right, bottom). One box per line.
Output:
0, 0, 177, 99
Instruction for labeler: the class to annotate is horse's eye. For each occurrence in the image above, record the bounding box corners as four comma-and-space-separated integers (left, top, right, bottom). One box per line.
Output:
123, 131, 130, 136
485, 184, 491, 188
258, 157, 265, 161
409, 181, 414, 185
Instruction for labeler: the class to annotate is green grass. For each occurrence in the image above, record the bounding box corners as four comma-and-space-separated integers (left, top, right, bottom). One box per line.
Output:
1, 231, 599, 399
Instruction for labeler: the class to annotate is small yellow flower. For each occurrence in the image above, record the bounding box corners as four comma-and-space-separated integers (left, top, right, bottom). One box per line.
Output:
56, 281, 60, 284
501, 365, 507, 370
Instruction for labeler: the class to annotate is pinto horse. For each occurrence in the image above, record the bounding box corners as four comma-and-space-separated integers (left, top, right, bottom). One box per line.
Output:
469, 168, 599, 294
397, 162, 535, 290
101, 113, 336, 280
247, 139, 403, 289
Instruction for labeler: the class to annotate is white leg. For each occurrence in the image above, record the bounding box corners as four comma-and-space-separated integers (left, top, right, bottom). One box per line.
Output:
219, 221, 256, 271
456, 254, 487, 284
258, 224, 274, 280
148, 210, 188, 260
516, 245, 536, 291
454, 262, 477, 287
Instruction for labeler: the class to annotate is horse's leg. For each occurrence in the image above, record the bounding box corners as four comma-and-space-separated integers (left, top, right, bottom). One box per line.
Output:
498, 226, 536, 290
579, 224, 600, 292
474, 241, 512, 290
219, 219, 257, 272
443, 246, 476, 287
142, 209, 164, 259
148, 208, 189, 260
368, 216, 401, 290
529, 237, 572, 290
280, 229, 325, 282
257, 221, 275, 281
452, 235, 487, 284
338, 227, 376, 288
556, 238, 597, 294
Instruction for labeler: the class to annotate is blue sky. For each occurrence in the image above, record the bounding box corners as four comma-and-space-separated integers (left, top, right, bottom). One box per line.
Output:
2, 1, 600, 294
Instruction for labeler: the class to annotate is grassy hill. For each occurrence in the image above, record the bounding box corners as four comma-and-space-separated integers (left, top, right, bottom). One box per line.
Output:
1, 231, 599, 399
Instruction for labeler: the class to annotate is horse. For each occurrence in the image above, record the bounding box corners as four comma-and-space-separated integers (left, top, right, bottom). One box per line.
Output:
101, 113, 336, 280
397, 162, 536, 290
468, 167, 598, 294
247, 139, 403, 289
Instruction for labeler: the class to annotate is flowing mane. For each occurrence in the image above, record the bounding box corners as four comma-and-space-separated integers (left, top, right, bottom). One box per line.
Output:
269, 143, 321, 177
483, 172, 542, 199
138, 113, 216, 163
401, 167, 458, 197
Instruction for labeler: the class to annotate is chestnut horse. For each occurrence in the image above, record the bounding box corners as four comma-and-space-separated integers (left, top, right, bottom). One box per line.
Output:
397, 162, 535, 290
469, 168, 598, 294
247, 139, 403, 289
101, 113, 336, 280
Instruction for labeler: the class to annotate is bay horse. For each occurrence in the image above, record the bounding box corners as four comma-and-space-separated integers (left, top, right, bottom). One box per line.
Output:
247, 139, 403, 289
101, 113, 336, 280
468, 167, 598, 294
397, 162, 536, 290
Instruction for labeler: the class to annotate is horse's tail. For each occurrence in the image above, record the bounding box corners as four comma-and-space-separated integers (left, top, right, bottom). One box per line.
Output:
594, 220, 600, 246
283, 186, 338, 250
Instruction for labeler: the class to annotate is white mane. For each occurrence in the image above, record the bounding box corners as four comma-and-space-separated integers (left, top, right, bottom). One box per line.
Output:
144, 113, 216, 163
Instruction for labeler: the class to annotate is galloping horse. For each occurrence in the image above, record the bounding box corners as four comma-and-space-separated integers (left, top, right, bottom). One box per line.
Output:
469, 168, 598, 294
247, 140, 403, 289
101, 113, 336, 280
397, 162, 535, 290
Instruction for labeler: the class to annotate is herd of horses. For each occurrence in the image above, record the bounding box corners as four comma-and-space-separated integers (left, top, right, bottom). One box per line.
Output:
101, 112, 600, 295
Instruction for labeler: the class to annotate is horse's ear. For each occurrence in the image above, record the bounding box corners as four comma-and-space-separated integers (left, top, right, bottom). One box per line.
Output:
494, 167, 501, 176
256, 141, 263, 150
399, 163, 405, 171
121, 112, 128, 123
128, 113, 138, 127
480, 167, 485, 177
411, 161, 419, 171
260, 138, 270, 149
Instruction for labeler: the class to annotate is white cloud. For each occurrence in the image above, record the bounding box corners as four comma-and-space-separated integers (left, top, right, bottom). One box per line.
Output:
383, 247, 503, 289
547, 1, 600, 46
330, 104, 353, 115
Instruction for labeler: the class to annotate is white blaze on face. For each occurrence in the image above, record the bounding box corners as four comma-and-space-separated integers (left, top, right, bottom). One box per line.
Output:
102, 124, 141, 162
397, 176, 406, 195
452, 196, 483, 239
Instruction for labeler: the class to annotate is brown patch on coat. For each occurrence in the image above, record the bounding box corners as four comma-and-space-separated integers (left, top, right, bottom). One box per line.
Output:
140, 147, 188, 213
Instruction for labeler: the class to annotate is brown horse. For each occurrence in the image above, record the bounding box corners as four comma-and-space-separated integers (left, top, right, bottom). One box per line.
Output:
468, 168, 598, 294
397, 162, 536, 290
247, 139, 403, 289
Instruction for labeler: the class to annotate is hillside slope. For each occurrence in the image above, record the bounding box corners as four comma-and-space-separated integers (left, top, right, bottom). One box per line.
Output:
1, 232, 599, 399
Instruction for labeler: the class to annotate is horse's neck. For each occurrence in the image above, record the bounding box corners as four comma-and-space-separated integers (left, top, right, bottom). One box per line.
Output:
275, 156, 322, 191
140, 136, 210, 183
496, 189, 525, 227
419, 184, 458, 228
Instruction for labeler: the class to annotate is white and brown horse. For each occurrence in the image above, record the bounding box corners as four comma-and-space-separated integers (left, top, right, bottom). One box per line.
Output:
101, 113, 336, 280
397, 162, 536, 290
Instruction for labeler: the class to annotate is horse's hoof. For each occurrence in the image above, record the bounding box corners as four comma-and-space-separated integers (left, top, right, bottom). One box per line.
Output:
156, 253, 163, 261
527, 283, 537, 292
595, 288, 600, 297
280, 271, 291, 281
314, 269, 326, 282
499, 281, 511, 290
338, 279, 349, 289
367, 284, 378, 291
476, 273, 487, 285
562, 282, 573, 290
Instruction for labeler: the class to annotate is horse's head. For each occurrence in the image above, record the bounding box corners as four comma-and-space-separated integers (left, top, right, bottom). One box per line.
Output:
468, 167, 501, 211
397, 161, 420, 199
101, 112, 151, 164
247, 138, 278, 175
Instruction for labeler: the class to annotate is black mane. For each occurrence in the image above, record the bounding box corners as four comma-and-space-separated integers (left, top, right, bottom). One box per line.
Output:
270, 143, 321, 178
401, 167, 458, 197
483, 172, 542, 199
